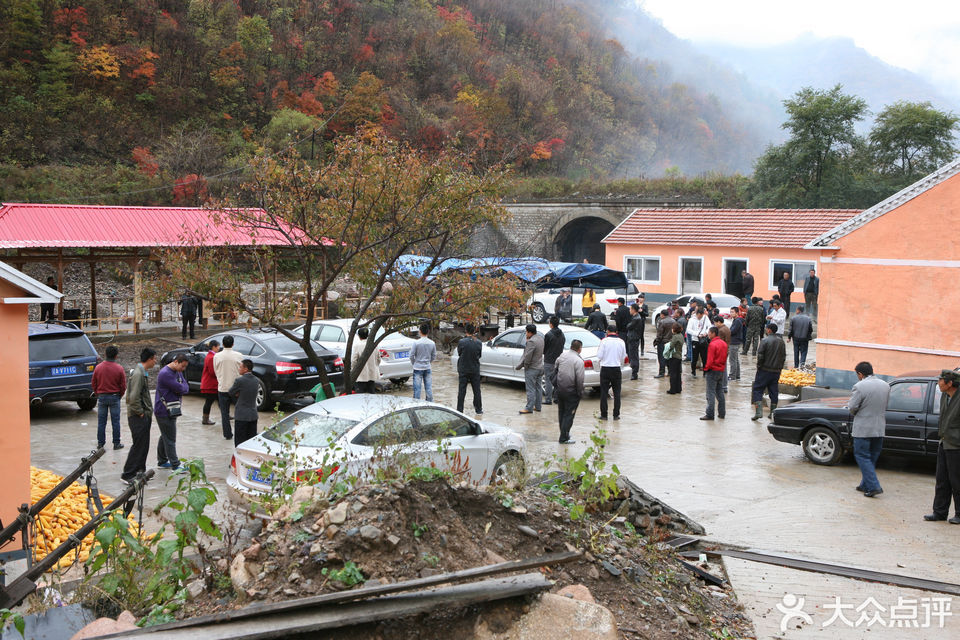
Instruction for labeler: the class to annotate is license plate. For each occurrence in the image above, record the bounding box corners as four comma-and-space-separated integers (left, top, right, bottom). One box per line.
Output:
394, 351, 409, 360
246, 467, 273, 485
307, 366, 318, 373
51, 366, 77, 376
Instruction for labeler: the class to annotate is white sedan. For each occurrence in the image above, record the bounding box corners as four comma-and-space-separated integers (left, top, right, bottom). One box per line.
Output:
450, 325, 631, 389
294, 319, 415, 384
227, 395, 526, 501
650, 293, 742, 325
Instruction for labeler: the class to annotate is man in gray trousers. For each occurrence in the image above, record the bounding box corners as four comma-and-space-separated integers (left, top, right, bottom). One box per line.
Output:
848, 361, 890, 498
516, 324, 544, 414
229, 359, 260, 447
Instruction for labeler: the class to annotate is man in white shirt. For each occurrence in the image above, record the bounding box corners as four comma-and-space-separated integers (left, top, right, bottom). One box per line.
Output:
766, 300, 787, 335
351, 327, 381, 394
596, 323, 627, 420
213, 335, 245, 440
685, 308, 710, 377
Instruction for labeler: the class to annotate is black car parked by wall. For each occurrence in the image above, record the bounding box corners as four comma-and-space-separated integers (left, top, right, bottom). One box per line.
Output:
768, 374, 942, 465
160, 329, 343, 411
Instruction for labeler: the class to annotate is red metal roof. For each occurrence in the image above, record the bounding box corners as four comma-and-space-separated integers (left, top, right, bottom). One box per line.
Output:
602, 208, 861, 249
0, 203, 295, 249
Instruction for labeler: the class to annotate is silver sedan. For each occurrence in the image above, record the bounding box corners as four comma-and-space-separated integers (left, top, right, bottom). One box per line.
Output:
450, 326, 631, 389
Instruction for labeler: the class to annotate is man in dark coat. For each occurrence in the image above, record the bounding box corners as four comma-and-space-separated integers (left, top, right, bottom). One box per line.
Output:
803, 269, 820, 321
777, 272, 795, 318
541, 316, 565, 405
744, 297, 766, 356
626, 304, 644, 380
613, 298, 631, 336
786, 306, 814, 368
585, 304, 608, 338
553, 289, 573, 322
229, 359, 260, 447
741, 270, 754, 301
751, 323, 786, 420
925, 370, 960, 524
654, 310, 675, 378
456, 323, 483, 415
179, 292, 199, 339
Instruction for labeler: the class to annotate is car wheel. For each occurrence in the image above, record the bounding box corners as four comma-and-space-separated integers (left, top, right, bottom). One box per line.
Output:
802, 426, 843, 465
77, 397, 97, 411
490, 452, 524, 485
530, 303, 547, 323
255, 377, 274, 412
389, 377, 409, 386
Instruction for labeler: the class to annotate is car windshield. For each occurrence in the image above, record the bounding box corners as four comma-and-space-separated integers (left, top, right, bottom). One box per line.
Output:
564, 330, 601, 348
29, 335, 95, 361
262, 411, 358, 447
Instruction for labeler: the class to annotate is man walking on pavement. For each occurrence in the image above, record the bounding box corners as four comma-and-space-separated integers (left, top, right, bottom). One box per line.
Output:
654, 309, 675, 378
553, 339, 585, 444
516, 324, 544, 414
542, 316, 564, 404
727, 307, 743, 381
229, 359, 260, 447
626, 304, 644, 380
751, 323, 786, 420
456, 323, 483, 415
92, 345, 126, 450
213, 335, 244, 440
411, 323, 437, 402
848, 362, 890, 498
120, 348, 156, 483
925, 370, 960, 524
178, 292, 199, 340
803, 268, 819, 321
597, 323, 627, 420
744, 297, 765, 356
786, 306, 814, 368
700, 326, 728, 421
778, 272, 795, 318
741, 269, 754, 302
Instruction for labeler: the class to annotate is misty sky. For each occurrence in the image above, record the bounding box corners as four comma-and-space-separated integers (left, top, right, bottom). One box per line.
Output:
640, 0, 960, 99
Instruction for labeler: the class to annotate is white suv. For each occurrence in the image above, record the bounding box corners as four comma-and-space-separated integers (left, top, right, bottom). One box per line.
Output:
527, 281, 641, 323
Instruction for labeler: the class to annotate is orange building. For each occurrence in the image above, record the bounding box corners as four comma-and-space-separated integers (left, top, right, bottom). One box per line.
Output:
806, 160, 960, 388
0, 262, 61, 543
602, 208, 859, 305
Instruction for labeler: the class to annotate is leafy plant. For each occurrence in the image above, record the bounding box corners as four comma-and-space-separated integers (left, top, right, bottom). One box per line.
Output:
422, 553, 440, 568
411, 522, 428, 539
321, 561, 365, 586
0, 609, 25, 638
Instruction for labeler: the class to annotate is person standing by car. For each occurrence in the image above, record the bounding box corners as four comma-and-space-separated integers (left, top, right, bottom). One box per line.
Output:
352, 327, 381, 394
213, 335, 244, 440
542, 316, 564, 404
613, 298, 631, 336
727, 307, 743, 382
411, 323, 437, 402
92, 345, 126, 450
200, 339, 220, 426
626, 304, 644, 380
178, 292, 199, 340
848, 361, 890, 498
581, 288, 596, 317
665, 323, 685, 394
786, 306, 814, 368
585, 304, 608, 339
456, 323, 483, 416
155, 354, 189, 471
700, 326, 728, 421
230, 359, 260, 447
597, 323, 626, 420
751, 323, 786, 420
778, 272, 795, 318
553, 339, 585, 444
686, 308, 710, 377
925, 370, 960, 524
121, 348, 157, 484
554, 289, 573, 323
741, 270, 755, 301
516, 324, 544, 414
654, 309, 675, 379
744, 297, 765, 356
803, 268, 819, 321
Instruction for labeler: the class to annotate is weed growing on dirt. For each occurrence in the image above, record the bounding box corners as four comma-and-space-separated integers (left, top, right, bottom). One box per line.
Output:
411, 522, 429, 538
542, 424, 621, 521
321, 561, 365, 586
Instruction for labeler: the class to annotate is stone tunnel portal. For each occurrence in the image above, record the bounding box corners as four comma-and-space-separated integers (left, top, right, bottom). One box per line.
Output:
553, 216, 616, 264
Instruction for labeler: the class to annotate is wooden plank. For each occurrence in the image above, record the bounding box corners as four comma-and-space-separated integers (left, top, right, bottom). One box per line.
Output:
677, 560, 725, 587
124, 551, 580, 634
101, 573, 551, 639
704, 548, 960, 596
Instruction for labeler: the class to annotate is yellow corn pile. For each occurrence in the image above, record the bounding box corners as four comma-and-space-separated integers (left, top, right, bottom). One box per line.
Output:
30, 467, 147, 569
780, 369, 816, 387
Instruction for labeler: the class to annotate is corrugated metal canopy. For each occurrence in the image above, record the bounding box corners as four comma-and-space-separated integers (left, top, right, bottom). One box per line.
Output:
0, 203, 296, 249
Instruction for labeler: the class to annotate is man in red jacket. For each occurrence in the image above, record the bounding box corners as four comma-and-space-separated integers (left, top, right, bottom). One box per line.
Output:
92, 345, 126, 449
700, 326, 728, 421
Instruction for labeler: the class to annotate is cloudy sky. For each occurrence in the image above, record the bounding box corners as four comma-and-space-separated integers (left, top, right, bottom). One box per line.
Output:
639, 0, 960, 99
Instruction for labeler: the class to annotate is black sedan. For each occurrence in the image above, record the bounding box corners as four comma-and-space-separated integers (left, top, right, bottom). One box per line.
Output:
160, 329, 343, 411
768, 374, 941, 465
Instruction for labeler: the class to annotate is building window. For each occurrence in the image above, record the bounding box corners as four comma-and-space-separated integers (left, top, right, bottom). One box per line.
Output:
770, 260, 816, 288
624, 256, 660, 284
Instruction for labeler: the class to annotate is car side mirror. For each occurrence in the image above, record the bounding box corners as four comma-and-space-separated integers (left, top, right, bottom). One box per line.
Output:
486, 340, 493, 347
472, 422, 483, 435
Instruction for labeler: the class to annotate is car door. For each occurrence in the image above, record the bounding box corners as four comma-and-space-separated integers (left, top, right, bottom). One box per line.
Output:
315, 324, 347, 352
410, 406, 488, 481
484, 330, 525, 379
927, 383, 942, 455
185, 338, 212, 385
884, 380, 928, 453
349, 409, 422, 480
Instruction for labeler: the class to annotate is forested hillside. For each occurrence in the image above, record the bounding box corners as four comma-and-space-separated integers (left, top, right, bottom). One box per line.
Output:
0, 0, 760, 203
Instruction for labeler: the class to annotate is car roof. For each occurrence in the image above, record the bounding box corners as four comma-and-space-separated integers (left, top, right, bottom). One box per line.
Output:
307, 394, 450, 421
28, 322, 85, 337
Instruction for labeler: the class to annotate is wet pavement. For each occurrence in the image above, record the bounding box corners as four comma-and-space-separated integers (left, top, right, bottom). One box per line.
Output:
29, 341, 959, 638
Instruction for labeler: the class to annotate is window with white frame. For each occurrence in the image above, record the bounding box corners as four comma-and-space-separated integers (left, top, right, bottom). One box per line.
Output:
770, 260, 816, 288
624, 256, 660, 283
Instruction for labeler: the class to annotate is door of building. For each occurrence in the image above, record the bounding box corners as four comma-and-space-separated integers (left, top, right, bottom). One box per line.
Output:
680, 258, 702, 294
723, 259, 748, 298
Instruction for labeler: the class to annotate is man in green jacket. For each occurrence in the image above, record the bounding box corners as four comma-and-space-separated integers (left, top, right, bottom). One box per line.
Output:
751, 323, 785, 420
121, 348, 157, 484
743, 297, 766, 356
925, 369, 960, 524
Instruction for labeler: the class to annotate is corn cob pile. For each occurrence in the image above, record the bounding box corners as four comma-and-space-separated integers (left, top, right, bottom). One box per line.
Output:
779, 369, 816, 387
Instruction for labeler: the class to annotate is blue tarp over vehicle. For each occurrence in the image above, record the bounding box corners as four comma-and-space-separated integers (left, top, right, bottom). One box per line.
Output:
395, 255, 627, 289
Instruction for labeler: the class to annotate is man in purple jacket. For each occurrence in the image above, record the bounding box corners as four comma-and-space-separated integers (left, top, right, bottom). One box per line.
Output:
155, 354, 190, 471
